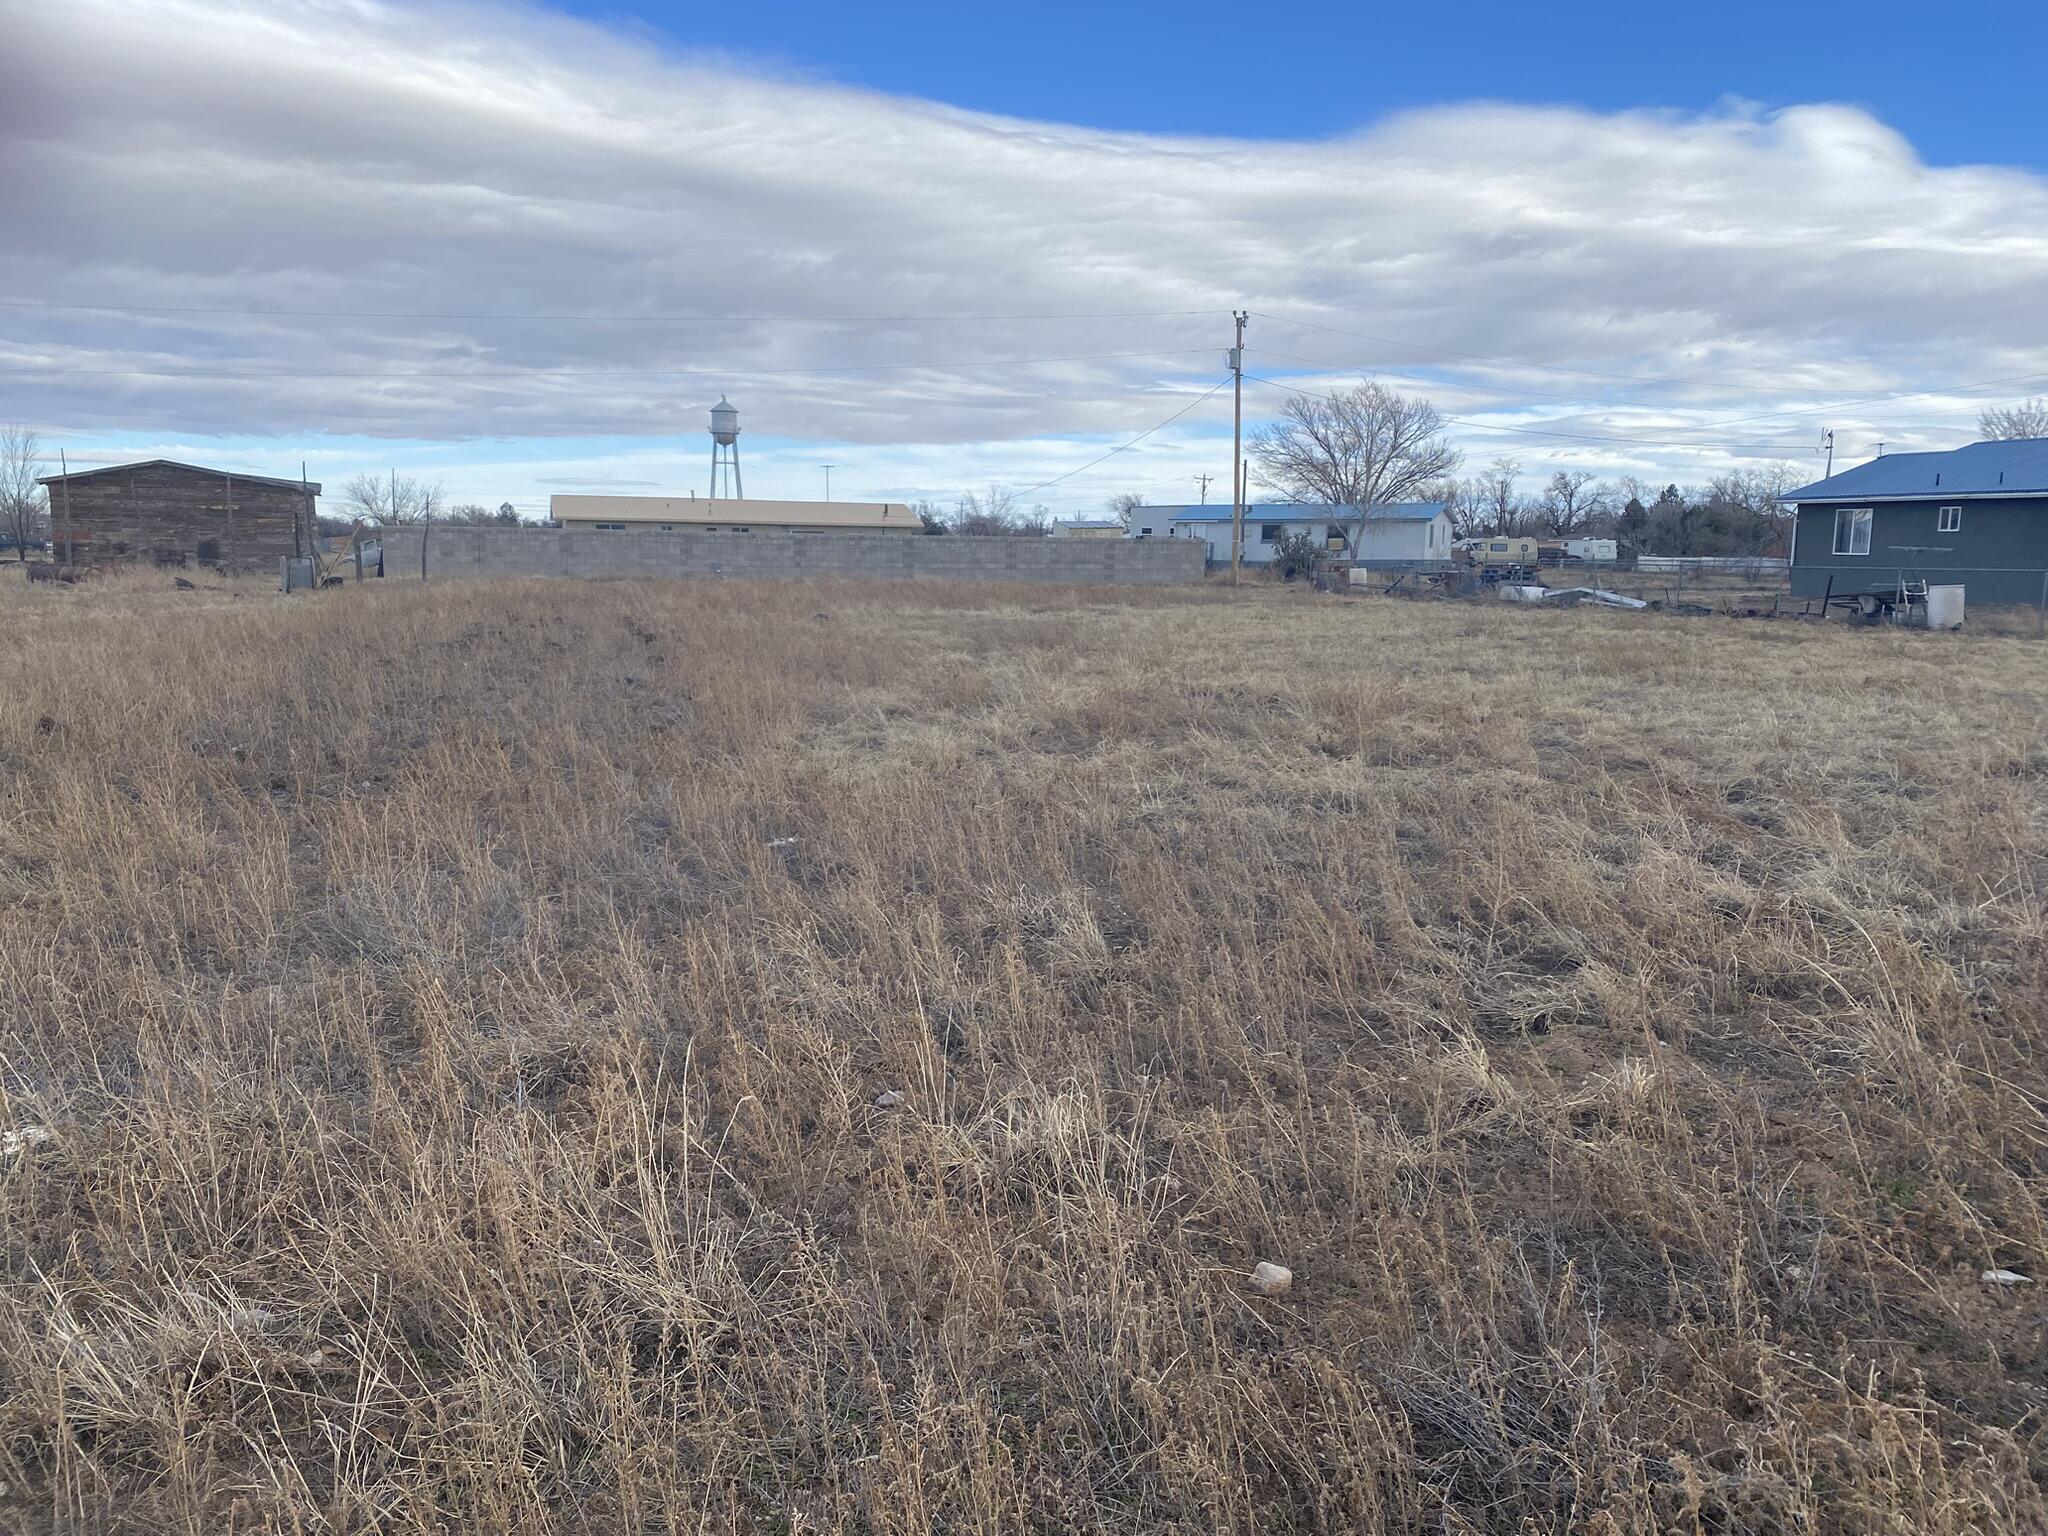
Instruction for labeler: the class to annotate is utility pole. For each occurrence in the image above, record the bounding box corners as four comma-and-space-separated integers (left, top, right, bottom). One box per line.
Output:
1229, 311, 1247, 585
1195, 472, 1213, 504
1821, 428, 1834, 479
58, 449, 72, 563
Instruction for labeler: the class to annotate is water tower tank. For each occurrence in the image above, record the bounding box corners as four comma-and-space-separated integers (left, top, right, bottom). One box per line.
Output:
709, 396, 740, 444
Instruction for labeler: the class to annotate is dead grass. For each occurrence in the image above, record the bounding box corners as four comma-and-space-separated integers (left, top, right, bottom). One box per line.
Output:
0, 571, 2044, 1533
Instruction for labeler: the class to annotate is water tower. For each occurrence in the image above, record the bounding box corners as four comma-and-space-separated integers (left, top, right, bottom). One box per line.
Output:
709, 395, 743, 499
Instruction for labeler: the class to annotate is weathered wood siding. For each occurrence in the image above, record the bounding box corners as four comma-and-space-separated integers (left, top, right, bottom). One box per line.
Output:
50, 464, 313, 566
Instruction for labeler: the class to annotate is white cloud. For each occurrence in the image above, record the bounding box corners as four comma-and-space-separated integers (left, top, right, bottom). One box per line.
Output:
5, 0, 2048, 509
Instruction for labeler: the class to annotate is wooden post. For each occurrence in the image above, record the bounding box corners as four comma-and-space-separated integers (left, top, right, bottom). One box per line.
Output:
225, 472, 236, 572
2036, 570, 2047, 639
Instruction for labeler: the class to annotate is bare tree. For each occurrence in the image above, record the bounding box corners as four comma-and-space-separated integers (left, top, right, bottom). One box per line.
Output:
1248, 382, 1460, 556
342, 471, 444, 524
951, 484, 1047, 536
1705, 462, 1800, 555
1464, 457, 1527, 537
1978, 397, 2048, 441
1105, 492, 1145, 532
0, 425, 47, 562
1427, 476, 1485, 538
1539, 469, 1604, 537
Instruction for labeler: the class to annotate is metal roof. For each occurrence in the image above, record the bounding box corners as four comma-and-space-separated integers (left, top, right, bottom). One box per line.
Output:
35, 458, 321, 493
1783, 438, 2048, 502
1057, 518, 1124, 529
550, 494, 913, 528
1161, 501, 1446, 524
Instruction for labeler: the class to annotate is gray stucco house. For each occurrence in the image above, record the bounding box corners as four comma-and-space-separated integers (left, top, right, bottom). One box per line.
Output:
1782, 438, 2048, 606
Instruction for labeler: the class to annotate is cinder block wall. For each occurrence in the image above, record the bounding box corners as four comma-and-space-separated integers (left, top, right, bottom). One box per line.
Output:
376, 528, 1207, 586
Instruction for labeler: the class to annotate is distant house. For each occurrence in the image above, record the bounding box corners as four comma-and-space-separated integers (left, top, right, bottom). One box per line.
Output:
36, 459, 319, 567
1051, 518, 1124, 539
1782, 439, 2048, 605
1151, 502, 1453, 567
550, 496, 918, 534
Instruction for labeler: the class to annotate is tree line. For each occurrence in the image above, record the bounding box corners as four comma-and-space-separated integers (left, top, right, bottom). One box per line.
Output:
1, 393, 2044, 560
1438, 459, 1799, 556
1244, 383, 1800, 557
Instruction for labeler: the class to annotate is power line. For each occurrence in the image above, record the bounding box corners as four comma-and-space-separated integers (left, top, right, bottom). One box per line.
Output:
0, 298, 1224, 325
1241, 374, 1821, 453
1012, 377, 1230, 499
1244, 347, 2048, 450
1250, 308, 1797, 391
0, 347, 1215, 382
1249, 346, 1672, 408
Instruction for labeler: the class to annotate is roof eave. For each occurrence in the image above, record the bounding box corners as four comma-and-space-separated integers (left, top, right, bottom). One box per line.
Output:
1782, 489, 2048, 504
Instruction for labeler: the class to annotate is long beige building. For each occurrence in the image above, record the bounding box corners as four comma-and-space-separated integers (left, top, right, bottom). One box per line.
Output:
550, 495, 918, 534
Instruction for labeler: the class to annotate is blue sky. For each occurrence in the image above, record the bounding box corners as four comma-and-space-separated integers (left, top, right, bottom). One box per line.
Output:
10, 0, 2048, 517
566, 0, 2048, 169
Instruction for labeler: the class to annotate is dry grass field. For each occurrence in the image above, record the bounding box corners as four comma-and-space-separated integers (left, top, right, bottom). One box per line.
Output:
1, 569, 2044, 1533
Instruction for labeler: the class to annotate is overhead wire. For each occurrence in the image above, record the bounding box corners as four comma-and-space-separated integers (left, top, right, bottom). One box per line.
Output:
0, 347, 1215, 381
0, 299, 1225, 325
1248, 341, 2048, 442
1010, 377, 1230, 499
1241, 374, 1822, 454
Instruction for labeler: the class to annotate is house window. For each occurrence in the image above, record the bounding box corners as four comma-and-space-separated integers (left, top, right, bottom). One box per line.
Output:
1259, 523, 1282, 543
1832, 508, 1872, 555
660, 524, 674, 532
1138, 526, 1153, 537
1937, 505, 1961, 533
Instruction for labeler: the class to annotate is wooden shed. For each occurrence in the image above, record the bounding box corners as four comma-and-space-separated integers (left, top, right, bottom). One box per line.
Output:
36, 459, 319, 568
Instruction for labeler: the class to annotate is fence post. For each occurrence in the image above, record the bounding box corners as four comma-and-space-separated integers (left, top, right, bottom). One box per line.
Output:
2036, 570, 2047, 639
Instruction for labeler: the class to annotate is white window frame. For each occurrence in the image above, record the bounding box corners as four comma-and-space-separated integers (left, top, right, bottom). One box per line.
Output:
1832, 507, 1872, 556
1937, 504, 1961, 533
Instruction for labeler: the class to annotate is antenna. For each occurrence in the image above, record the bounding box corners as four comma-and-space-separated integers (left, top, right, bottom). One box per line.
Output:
821, 463, 836, 502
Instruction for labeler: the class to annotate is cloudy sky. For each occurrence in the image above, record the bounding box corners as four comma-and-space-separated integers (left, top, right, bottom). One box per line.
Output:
6, 0, 2048, 516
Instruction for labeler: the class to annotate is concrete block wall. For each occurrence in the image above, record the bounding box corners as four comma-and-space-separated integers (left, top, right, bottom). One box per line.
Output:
377, 527, 1207, 586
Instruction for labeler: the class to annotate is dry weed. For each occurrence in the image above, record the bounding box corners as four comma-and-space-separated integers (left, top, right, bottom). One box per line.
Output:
0, 571, 2042, 1532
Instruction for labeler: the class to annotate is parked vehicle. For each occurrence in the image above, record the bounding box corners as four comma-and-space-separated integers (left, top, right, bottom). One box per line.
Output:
1454, 535, 1541, 578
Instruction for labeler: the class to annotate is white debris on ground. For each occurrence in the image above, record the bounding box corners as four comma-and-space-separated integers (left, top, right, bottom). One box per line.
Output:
1249, 1261, 1293, 1296
1982, 1268, 2033, 1286
1546, 586, 1650, 609
1499, 585, 1649, 609
1, 1125, 52, 1156
873, 1090, 906, 1110
766, 837, 799, 849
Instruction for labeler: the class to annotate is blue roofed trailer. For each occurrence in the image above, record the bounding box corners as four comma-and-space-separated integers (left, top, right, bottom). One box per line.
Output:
1782, 438, 2048, 609
1148, 501, 1456, 569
